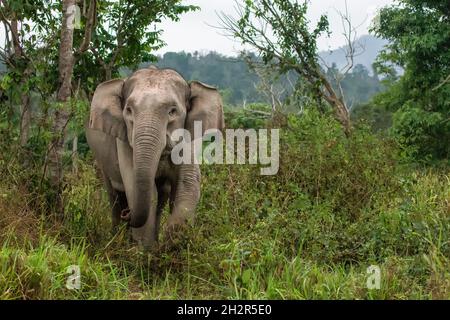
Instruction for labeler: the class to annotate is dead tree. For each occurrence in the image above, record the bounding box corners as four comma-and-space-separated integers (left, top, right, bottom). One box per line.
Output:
219, 0, 355, 135
320, 1, 366, 112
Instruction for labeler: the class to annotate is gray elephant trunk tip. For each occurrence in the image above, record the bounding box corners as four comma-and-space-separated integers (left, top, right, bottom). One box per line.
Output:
120, 208, 131, 221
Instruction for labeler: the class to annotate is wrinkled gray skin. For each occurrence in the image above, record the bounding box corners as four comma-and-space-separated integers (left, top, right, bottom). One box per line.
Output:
86, 67, 224, 249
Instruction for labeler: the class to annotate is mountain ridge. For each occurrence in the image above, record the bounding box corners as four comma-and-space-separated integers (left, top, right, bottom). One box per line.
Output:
319, 34, 388, 73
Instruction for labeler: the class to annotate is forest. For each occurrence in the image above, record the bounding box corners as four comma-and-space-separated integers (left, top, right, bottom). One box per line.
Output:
153, 50, 384, 108
0, 0, 448, 300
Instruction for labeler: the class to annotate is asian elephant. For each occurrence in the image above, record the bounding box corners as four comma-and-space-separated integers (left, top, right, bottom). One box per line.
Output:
85, 66, 224, 249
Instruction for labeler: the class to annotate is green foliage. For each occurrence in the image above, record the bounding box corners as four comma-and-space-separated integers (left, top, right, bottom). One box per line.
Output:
152, 51, 263, 106
0, 0, 449, 301
0, 110, 449, 299
391, 103, 449, 161
235, 0, 328, 68
224, 103, 272, 129
153, 51, 384, 108
281, 109, 400, 222
372, 0, 450, 161
62, 162, 110, 242
0, 234, 131, 299
83, 0, 197, 83
220, 0, 330, 99
195, 111, 449, 298
351, 102, 393, 132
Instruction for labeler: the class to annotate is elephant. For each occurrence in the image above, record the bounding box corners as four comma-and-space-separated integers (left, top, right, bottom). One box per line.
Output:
85, 66, 224, 249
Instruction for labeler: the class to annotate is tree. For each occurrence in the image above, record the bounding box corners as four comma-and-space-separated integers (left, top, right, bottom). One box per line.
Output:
372, 0, 450, 160
0, 1, 69, 152
89, 0, 197, 82
0, 0, 36, 146
153, 51, 263, 106
47, 0, 96, 195
45, 0, 197, 199
0, 0, 198, 206
219, 0, 353, 135
150, 50, 382, 109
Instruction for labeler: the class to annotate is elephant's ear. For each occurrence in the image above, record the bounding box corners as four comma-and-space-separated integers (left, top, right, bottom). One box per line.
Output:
186, 81, 225, 138
88, 78, 127, 141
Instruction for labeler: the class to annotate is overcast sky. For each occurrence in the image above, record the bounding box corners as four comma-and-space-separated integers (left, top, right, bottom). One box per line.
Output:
0, 0, 395, 57
157, 0, 395, 55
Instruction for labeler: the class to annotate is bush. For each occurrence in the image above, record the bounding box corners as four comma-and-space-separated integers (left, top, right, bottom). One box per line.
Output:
224, 103, 272, 129
281, 109, 400, 219
391, 104, 450, 163
62, 162, 111, 244
0, 107, 448, 299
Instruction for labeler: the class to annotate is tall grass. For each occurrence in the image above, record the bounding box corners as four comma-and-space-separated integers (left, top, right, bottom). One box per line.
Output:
0, 110, 448, 299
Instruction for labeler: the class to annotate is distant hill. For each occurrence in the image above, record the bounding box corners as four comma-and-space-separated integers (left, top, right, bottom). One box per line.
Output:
141, 50, 384, 107
319, 35, 388, 73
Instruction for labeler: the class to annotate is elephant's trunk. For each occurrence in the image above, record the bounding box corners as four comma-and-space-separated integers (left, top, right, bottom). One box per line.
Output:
129, 114, 166, 228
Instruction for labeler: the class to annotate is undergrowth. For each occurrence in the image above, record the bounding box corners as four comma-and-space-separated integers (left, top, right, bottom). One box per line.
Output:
0, 110, 448, 299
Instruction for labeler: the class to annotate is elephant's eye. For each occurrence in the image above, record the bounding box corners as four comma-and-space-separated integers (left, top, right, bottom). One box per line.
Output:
168, 107, 177, 117
125, 107, 132, 115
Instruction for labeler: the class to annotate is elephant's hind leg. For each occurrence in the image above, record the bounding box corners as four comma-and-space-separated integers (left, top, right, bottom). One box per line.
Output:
155, 179, 171, 240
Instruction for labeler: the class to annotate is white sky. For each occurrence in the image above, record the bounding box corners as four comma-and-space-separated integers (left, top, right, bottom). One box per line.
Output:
0, 0, 395, 56
156, 0, 395, 55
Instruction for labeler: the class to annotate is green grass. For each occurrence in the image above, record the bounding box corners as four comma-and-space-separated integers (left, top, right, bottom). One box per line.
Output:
0, 233, 132, 299
0, 110, 448, 299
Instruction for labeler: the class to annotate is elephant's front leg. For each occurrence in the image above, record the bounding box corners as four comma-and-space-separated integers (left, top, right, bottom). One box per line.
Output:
131, 187, 159, 250
167, 164, 201, 235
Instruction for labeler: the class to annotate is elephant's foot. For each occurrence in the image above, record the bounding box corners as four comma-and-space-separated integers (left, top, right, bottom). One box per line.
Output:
164, 219, 190, 250
132, 228, 159, 252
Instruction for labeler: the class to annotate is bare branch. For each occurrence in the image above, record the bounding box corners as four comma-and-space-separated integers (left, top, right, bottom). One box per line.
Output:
325, 0, 367, 104
76, 0, 97, 55
218, 0, 352, 134
433, 74, 450, 91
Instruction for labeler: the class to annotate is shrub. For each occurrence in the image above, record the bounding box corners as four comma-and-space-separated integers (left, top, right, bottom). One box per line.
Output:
224, 103, 272, 129
280, 109, 400, 219
0, 105, 448, 299
62, 162, 111, 244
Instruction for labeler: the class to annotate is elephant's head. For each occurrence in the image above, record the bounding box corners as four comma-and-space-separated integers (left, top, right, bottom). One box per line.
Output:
89, 66, 224, 228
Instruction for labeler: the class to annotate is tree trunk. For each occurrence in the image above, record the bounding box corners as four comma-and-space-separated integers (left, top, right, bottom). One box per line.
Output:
10, 19, 22, 56
72, 135, 78, 174
19, 92, 31, 147
333, 98, 352, 137
47, 0, 76, 194
19, 67, 33, 147
10, 17, 32, 147
319, 73, 352, 136
105, 66, 112, 81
